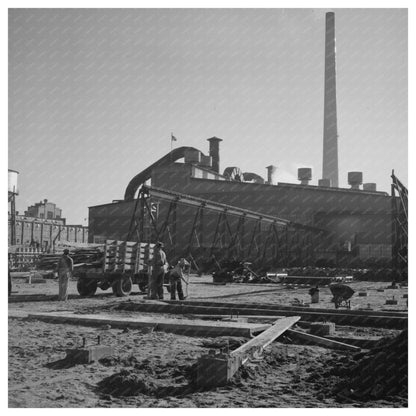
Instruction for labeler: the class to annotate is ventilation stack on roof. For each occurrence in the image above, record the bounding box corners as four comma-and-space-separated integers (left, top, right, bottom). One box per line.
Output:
200, 155, 213, 168
242, 172, 265, 184
207, 137, 222, 173
184, 149, 201, 164
322, 11, 339, 188
266, 165, 277, 185
363, 182, 377, 192
348, 171, 363, 190
318, 178, 331, 187
298, 168, 312, 185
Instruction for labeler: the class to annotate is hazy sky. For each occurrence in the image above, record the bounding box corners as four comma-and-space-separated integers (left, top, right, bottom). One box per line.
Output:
8, 8, 408, 224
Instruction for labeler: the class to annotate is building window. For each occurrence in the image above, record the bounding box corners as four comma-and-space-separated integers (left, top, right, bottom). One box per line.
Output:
47, 211, 53, 219
39, 213, 44, 219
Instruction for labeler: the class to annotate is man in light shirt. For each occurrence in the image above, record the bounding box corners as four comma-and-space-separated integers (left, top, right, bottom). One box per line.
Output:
56, 249, 73, 301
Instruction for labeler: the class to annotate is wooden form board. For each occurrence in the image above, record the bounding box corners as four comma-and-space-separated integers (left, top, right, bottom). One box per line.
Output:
168, 299, 408, 318
27, 312, 270, 337
325, 336, 382, 349
286, 329, 360, 352
118, 301, 408, 330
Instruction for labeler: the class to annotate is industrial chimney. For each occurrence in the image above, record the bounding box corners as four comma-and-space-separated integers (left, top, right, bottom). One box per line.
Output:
207, 137, 222, 173
298, 168, 312, 185
348, 172, 363, 190
266, 165, 277, 185
322, 11, 339, 188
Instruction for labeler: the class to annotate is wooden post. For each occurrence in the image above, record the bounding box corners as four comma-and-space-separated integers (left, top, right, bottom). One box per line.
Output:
197, 316, 300, 387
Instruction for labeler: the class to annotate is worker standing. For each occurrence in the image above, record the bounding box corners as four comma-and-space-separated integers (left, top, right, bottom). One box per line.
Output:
169, 258, 190, 300
150, 242, 167, 300
309, 285, 320, 304
56, 249, 73, 301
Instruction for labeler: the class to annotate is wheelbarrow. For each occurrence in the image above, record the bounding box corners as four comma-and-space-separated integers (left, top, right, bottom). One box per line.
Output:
329, 283, 355, 309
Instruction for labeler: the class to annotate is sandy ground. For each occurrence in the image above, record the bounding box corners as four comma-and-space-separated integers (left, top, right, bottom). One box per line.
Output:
8, 275, 408, 408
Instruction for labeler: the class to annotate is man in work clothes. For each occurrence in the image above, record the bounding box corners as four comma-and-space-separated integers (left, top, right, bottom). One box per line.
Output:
169, 258, 190, 300
150, 242, 167, 300
57, 249, 73, 301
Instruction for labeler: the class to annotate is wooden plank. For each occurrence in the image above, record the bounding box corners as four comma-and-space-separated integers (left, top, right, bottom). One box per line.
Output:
286, 329, 361, 351
118, 301, 407, 329
27, 312, 270, 337
230, 316, 300, 361
325, 335, 382, 349
168, 299, 408, 318
185, 314, 285, 323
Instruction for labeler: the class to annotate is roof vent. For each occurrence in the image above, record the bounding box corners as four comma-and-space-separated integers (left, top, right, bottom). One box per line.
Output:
298, 168, 312, 185
318, 178, 331, 187
348, 172, 363, 190
199, 155, 212, 168
184, 149, 201, 164
363, 182, 377, 192
266, 165, 277, 185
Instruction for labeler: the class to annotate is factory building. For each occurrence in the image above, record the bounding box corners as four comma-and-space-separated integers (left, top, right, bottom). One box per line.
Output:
8, 214, 89, 250
88, 12, 394, 269
8, 198, 89, 250
24, 199, 63, 220
89, 138, 392, 268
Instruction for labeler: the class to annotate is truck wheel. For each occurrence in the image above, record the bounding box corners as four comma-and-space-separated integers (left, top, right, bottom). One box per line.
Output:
77, 279, 97, 297
115, 276, 133, 297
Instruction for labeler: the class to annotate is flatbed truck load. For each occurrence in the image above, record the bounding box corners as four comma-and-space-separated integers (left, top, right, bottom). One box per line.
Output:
73, 240, 154, 297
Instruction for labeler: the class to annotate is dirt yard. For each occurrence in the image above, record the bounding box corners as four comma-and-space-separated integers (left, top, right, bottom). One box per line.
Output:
8, 275, 408, 408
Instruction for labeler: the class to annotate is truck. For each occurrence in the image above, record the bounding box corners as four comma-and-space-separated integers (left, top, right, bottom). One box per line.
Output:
73, 240, 154, 297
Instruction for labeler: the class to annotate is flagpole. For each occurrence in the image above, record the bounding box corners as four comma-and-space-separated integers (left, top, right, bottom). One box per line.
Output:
170, 132, 173, 161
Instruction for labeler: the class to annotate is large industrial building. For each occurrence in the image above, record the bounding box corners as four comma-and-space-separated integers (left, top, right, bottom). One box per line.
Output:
8, 171, 89, 250
89, 137, 392, 269
8, 214, 89, 250
88, 12, 394, 269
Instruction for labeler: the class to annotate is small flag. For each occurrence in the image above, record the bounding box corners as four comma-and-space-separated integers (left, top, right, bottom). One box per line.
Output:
171, 133, 177, 142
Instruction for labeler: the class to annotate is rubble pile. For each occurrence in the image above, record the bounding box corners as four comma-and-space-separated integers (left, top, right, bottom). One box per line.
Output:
98, 358, 198, 398
98, 369, 158, 396
321, 330, 408, 402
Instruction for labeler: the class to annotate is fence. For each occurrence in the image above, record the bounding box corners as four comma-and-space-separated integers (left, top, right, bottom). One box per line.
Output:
9, 247, 44, 271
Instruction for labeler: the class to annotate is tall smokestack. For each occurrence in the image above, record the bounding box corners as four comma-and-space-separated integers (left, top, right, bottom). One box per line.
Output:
207, 137, 222, 173
322, 11, 339, 188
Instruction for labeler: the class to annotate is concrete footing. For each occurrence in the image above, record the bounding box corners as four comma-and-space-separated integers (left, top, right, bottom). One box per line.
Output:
309, 322, 335, 336
196, 350, 241, 387
65, 345, 115, 364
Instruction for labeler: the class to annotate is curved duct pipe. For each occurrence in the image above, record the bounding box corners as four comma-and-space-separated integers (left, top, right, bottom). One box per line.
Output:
124, 146, 202, 201
242, 172, 265, 184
